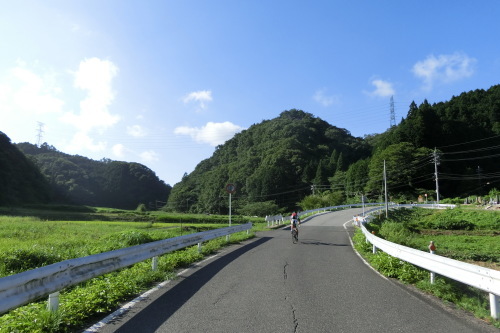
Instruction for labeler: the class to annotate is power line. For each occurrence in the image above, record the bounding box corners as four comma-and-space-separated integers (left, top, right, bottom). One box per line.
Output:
437, 134, 500, 149
441, 152, 500, 162
441, 144, 500, 155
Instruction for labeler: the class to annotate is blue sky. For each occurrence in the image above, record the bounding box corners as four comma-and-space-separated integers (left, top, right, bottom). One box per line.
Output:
1, 1, 499, 186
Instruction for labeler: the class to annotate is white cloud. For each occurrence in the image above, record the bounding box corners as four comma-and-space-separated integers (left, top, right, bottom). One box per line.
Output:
313, 89, 339, 107
60, 58, 120, 152
127, 124, 147, 137
412, 52, 476, 89
366, 79, 395, 97
0, 62, 66, 145
183, 90, 212, 111
66, 131, 106, 153
140, 150, 159, 162
0, 58, 122, 156
174, 121, 244, 146
112, 143, 126, 158
61, 57, 119, 132
0, 64, 64, 116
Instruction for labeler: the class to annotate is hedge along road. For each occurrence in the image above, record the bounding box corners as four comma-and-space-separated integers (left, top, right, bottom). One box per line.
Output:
93, 209, 497, 333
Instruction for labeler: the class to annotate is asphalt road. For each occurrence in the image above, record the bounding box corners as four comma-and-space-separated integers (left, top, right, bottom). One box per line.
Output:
93, 209, 497, 333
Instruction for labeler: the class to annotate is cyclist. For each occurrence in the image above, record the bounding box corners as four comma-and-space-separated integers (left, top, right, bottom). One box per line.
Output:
290, 211, 300, 237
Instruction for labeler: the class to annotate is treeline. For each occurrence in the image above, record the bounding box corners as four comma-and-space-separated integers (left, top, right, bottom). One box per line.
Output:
167, 85, 500, 214
0, 140, 171, 210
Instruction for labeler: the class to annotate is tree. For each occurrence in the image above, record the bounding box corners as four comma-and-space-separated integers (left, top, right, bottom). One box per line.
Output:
238, 201, 280, 217
365, 142, 434, 201
345, 159, 369, 196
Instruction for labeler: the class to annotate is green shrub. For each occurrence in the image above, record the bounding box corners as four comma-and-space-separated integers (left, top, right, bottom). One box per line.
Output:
237, 200, 280, 217
370, 252, 427, 284
440, 197, 464, 204
2, 249, 62, 274
379, 221, 415, 246
417, 277, 495, 326
352, 229, 372, 254
105, 230, 154, 247
433, 219, 475, 231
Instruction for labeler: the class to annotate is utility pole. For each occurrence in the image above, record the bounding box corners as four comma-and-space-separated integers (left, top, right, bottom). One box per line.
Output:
434, 149, 440, 204
361, 193, 365, 217
36, 122, 45, 146
384, 160, 388, 218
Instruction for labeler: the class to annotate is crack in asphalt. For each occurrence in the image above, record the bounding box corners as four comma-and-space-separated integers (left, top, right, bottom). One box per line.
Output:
283, 261, 298, 332
289, 300, 298, 333
212, 283, 235, 306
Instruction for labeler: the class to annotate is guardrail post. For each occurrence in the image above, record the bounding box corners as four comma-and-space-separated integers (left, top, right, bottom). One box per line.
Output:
429, 241, 436, 284
490, 293, 499, 319
198, 242, 202, 253
371, 231, 377, 253
152, 256, 158, 271
47, 292, 59, 312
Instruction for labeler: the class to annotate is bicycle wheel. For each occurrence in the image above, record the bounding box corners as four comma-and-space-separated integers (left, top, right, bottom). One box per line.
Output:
291, 229, 298, 243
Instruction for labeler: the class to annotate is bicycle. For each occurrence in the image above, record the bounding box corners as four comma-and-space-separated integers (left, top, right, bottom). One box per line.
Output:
291, 228, 298, 243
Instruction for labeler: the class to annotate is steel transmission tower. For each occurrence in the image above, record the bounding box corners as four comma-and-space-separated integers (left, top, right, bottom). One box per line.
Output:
36, 122, 45, 146
389, 96, 396, 127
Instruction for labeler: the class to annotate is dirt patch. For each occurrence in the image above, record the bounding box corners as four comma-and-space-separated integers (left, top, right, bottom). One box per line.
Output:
419, 229, 499, 236
464, 260, 500, 271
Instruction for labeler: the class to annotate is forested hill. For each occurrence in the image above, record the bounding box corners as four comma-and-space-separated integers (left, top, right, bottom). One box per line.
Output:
369, 85, 500, 198
13, 142, 171, 210
372, 85, 500, 151
0, 132, 51, 205
168, 85, 500, 215
166, 109, 372, 214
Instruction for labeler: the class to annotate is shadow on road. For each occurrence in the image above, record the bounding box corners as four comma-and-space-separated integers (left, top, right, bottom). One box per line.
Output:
298, 239, 349, 247
113, 236, 272, 333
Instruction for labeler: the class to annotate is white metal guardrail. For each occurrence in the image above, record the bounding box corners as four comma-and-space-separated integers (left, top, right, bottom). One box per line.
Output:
0, 223, 252, 315
357, 205, 500, 319
265, 215, 284, 226
268, 202, 387, 223
298, 202, 386, 219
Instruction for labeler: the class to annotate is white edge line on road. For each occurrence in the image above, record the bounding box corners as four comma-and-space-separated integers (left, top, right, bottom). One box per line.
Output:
83, 254, 219, 332
343, 219, 389, 281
